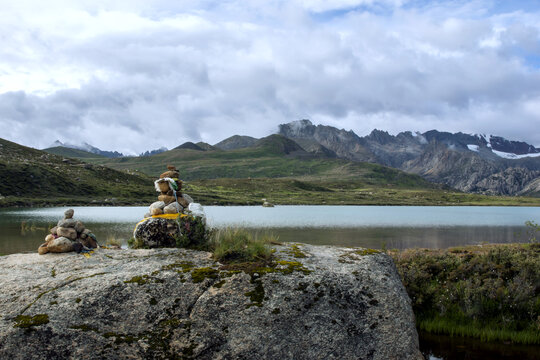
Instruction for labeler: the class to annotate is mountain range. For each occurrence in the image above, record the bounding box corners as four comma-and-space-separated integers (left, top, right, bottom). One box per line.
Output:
278, 120, 540, 196
42, 120, 540, 197
45, 140, 168, 158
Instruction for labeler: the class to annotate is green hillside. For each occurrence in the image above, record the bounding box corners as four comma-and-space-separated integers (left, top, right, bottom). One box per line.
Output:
0, 138, 155, 207
183, 178, 540, 206
81, 134, 540, 206
86, 134, 437, 188
43, 146, 106, 159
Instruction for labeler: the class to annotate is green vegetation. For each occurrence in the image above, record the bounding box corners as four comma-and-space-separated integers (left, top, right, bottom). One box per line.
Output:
175, 215, 212, 250
13, 314, 49, 328
83, 138, 443, 186
211, 228, 275, 263
184, 178, 540, 206
391, 243, 540, 344
2, 135, 540, 207
0, 138, 155, 207
43, 146, 106, 159
524, 220, 540, 243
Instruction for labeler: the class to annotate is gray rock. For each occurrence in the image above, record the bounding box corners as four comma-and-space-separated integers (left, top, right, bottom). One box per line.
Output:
163, 202, 182, 214
45, 236, 73, 253
56, 227, 77, 240
149, 201, 166, 212
57, 218, 77, 228
64, 209, 74, 219
74, 221, 85, 234
0, 244, 422, 360
133, 217, 180, 248
182, 193, 194, 204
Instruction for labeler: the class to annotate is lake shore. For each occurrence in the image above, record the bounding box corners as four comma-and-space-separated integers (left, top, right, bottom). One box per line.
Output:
2, 191, 540, 208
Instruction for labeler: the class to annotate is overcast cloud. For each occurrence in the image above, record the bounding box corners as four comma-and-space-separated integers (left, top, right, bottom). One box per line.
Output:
1, 0, 539, 154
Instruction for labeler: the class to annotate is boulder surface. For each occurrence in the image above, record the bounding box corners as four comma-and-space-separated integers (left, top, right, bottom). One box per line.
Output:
0, 244, 422, 359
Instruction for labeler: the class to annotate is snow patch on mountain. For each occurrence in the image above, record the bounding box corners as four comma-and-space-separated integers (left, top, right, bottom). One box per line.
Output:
467, 144, 480, 152
492, 150, 540, 159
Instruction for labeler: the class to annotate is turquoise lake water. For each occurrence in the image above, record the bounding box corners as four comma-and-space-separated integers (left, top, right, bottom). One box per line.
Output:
1, 205, 538, 254
1, 205, 539, 359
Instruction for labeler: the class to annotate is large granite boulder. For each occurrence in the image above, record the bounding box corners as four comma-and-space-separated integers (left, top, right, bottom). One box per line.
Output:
132, 217, 180, 248
0, 244, 422, 360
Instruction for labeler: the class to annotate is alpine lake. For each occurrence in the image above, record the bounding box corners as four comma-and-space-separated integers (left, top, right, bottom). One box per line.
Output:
1, 205, 539, 360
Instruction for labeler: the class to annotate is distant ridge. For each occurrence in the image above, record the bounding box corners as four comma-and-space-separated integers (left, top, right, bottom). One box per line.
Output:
46, 140, 124, 158
44, 146, 106, 159
196, 142, 217, 151
140, 147, 168, 157
254, 134, 306, 155
175, 142, 205, 151
214, 135, 258, 150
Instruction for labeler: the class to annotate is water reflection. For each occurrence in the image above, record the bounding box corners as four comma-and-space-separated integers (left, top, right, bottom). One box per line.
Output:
0, 205, 537, 255
420, 331, 540, 360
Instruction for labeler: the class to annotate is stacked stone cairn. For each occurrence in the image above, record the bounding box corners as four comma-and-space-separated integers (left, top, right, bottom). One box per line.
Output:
145, 165, 194, 217
38, 209, 97, 255
133, 165, 206, 248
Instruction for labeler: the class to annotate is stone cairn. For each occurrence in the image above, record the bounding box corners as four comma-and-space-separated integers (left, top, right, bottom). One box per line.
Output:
38, 209, 97, 255
145, 165, 194, 217
133, 165, 206, 248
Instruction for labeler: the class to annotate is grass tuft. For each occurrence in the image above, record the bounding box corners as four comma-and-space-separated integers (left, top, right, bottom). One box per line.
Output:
211, 228, 275, 263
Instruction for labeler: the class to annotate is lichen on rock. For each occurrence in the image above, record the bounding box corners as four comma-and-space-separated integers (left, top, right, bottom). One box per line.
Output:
0, 245, 422, 359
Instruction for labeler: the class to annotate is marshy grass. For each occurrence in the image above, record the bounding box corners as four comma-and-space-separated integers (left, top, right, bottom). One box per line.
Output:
210, 228, 275, 263
392, 243, 540, 345
103, 235, 123, 247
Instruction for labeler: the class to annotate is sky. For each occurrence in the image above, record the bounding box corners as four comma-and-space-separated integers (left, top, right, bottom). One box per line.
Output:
1, 0, 539, 154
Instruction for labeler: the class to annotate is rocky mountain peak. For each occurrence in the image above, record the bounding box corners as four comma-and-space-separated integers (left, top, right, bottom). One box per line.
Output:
488, 135, 539, 155
278, 119, 315, 138
367, 129, 394, 145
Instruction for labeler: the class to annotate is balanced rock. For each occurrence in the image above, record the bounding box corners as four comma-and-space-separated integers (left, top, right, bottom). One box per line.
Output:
74, 221, 85, 234
56, 227, 77, 240
163, 202, 182, 214
157, 194, 176, 205
182, 193, 194, 204
64, 209, 74, 219
46, 237, 73, 253
133, 218, 180, 248
57, 218, 76, 228
149, 201, 166, 212
159, 170, 180, 179
0, 245, 422, 359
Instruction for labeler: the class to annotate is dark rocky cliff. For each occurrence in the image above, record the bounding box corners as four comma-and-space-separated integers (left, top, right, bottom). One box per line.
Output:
278, 120, 540, 196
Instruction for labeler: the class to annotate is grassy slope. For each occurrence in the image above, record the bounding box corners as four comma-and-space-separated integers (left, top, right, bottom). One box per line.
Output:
86, 135, 440, 185
391, 243, 540, 344
0, 138, 155, 207
183, 178, 540, 206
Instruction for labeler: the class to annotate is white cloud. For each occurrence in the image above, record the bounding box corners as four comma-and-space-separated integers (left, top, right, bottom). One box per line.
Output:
0, 0, 539, 153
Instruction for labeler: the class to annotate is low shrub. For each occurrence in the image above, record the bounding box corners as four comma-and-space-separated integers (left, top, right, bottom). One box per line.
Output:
175, 215, 212, 250
392, 243, 540, 344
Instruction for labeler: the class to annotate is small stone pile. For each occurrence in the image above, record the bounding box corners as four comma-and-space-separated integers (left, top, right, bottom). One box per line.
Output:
38, 209, 97, 255
145, 165, 194, 217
